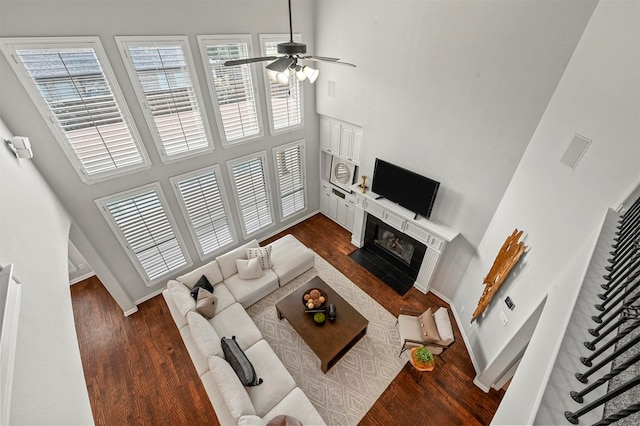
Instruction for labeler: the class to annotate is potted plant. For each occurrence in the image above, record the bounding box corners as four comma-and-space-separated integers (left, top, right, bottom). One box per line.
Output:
410, 346, 435, 371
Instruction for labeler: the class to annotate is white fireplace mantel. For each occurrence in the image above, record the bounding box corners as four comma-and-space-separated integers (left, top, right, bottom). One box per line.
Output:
350, 185, 459, 293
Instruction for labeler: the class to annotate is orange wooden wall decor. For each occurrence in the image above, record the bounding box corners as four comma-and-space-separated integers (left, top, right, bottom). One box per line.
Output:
471, 229, 527, 322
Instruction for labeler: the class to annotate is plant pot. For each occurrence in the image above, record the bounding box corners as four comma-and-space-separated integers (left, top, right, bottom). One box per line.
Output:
410, 347, 435, 372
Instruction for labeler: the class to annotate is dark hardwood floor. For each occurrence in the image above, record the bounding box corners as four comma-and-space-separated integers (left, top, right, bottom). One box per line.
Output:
72, 213, 504, 425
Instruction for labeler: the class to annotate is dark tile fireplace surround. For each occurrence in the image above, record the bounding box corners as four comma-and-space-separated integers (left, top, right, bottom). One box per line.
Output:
350, 214, 427, 295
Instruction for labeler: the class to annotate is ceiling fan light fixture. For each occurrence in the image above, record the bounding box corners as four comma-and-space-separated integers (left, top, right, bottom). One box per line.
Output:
267, 69, 279, 83
303, 66, 319, 83
275, 68, 290, 84
295, 66, 307, 82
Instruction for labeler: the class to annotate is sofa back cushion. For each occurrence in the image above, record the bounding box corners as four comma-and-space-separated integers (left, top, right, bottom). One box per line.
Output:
167, 280, 196, 317
177, 260, 224, 289
217, 240, 260, 279
208, 355, 256, 419
187, 311, 222, 358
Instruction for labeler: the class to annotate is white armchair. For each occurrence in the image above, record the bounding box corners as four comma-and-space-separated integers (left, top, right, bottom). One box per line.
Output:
396, 306, 455, 357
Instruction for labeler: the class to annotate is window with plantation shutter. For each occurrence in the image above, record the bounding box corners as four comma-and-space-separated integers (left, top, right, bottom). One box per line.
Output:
96, 183, 190, 285
170, 165, 237, 259
260, 34, 303, 134
116, 37, 213, 162
227, 152, 274, 238
273, 140, 306, 219
197, 35, 263, 146
0, 37, 150, 183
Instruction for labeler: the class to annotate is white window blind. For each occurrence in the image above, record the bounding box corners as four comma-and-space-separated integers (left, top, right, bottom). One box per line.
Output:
96, 184, 189, 285
260, 34, 303, 134
198, 36, 263, 146
171, 166, 236, 259
273, 140, 306, 219
228, 152, 274, 237
0, 37, 149, 183
116, 37, 213, 162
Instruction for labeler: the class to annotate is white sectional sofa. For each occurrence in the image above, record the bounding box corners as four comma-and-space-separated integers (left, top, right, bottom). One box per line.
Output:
162, 235, 323, 425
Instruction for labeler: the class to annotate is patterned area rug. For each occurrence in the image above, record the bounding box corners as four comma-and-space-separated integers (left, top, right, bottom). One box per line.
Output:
246, 253, 408, 425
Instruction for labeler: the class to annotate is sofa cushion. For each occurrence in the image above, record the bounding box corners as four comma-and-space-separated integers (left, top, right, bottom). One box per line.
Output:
245, 340, 297, 417
210, 303, 263, 350
190, 275, 214, 300
196, 289, 217, 319
177, 260, 223, 289
222, 336, 263, 387
208, 356, 256, 419
187, 311, 223, 358
246, 245, 273, 269
266, 415, 303, 426
167, 280, 196, 317
419, 308, 441, 344
238, 415, 266, 426
268, 235, 315, 286
211, 282, 236, 314
263, 387, 325, 426
217, 240, 260, 279
224, 269, 279, 308
237, 257, 264, 280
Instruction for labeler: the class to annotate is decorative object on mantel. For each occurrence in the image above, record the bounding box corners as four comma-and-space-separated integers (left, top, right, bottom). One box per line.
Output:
359, 175, 368, 193
471, 229, 527, 322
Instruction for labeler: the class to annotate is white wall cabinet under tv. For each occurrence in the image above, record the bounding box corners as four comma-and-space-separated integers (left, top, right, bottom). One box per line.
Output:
320, 180, 356, 232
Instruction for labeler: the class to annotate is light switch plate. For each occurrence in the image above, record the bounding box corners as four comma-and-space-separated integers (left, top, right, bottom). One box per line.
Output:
499, 310, 508, 326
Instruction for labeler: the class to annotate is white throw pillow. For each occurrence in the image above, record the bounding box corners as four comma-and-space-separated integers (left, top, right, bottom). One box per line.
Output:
208, 356, 256, 419
434, 307, 454, 342
246, 246, 273, 269
236, 258, 264, 280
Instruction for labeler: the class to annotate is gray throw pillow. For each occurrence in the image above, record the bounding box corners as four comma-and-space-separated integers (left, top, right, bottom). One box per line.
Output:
221, 336, 263, 387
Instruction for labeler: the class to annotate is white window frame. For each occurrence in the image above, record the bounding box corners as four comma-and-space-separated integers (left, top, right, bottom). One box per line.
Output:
95, 182, 192, 286
115, 36, 214, 163
197, 35, 264, 147
0, 36, 151, 184
272, 139, 307, 220
170, 165, 238, 260
259, 34, 304, 135
227, 151, 275, 239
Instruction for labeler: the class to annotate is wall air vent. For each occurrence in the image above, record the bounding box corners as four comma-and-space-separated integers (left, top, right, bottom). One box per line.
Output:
561, 133, 592, 169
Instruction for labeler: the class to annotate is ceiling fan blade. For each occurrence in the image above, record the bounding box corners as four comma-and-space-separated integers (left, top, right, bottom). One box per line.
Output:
298, 55, 340, 62
265, 56, 296, 72
301, 56, 357, 67
224, 56, 278, 66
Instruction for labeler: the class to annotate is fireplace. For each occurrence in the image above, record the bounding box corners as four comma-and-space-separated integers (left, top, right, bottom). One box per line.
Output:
350, 214, 427, 294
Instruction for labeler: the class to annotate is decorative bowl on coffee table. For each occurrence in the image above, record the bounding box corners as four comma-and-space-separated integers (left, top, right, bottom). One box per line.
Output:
302, 288, 327, 311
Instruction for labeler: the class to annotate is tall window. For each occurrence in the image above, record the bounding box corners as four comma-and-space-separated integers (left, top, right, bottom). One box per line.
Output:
227, 152, 274, 238
260, 34, 303, 134
96, 183, 190, 285
198, 35, 263, 146
170, 165, 236, 259
273, 140, 306, 219
0, 37, 150, 183
116, 36, 213, 162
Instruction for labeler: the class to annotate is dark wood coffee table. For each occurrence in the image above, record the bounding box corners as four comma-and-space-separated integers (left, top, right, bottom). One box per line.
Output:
275, 276, 368, 373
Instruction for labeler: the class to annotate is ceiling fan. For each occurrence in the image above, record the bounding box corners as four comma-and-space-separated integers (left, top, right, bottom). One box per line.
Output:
224, 0, 355, 84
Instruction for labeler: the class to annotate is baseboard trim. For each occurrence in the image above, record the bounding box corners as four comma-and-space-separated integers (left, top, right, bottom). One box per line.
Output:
258, 210, 321, 244
69, 272, 96, 285
133, 287, 166, 307
124, 306, 138, 316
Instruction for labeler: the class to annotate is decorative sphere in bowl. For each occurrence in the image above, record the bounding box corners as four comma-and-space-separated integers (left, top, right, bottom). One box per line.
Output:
302, 288, 327, 310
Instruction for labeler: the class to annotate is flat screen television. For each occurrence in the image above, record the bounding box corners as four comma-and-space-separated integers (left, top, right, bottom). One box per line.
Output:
371, 158, 440, 220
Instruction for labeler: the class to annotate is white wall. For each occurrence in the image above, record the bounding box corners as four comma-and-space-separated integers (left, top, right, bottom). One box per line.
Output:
452, 0, 639, 401
0, 0, 319, 307
314, 0, 598, 300
0, 118, 93, 424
